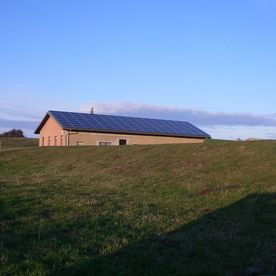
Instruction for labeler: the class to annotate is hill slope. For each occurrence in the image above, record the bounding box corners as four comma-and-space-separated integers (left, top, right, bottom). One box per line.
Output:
0, 141, 276, 275
0, 137, 38, 150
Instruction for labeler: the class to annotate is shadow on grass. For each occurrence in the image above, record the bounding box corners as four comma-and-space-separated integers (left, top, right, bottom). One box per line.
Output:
57, 193, 276, 275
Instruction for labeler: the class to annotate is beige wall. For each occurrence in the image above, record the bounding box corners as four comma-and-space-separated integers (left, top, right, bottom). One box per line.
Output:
39, 116, 64, 146
68, 131, 205, 146
39, 116, 206, 146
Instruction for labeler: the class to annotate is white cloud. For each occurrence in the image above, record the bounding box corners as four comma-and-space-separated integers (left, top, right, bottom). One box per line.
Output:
81, 101, 276, 126
80, 101, 276, 140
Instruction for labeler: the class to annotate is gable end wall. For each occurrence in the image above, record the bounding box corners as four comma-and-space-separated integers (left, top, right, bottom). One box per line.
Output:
39, 116, 64, 146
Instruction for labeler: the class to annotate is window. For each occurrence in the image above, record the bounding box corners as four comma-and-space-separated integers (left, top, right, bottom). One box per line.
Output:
41, 137, 44, 146
99, 142, 112, 146
48, 136, 51, 146
77, 141, 83, 146
60, 135, 63, 146
119, 139, 127, 145
54, 136, 57, 146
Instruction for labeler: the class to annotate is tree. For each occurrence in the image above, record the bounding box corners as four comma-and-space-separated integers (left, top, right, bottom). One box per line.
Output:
0, 129, 25, 137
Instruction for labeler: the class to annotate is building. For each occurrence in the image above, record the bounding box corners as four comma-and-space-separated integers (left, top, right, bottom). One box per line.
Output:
34, 110, 210, 146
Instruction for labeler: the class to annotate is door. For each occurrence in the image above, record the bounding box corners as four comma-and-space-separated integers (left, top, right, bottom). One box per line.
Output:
119, 139, 127, 145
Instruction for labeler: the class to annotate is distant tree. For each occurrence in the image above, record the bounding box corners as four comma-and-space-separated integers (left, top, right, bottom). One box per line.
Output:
0, 129, 25, 137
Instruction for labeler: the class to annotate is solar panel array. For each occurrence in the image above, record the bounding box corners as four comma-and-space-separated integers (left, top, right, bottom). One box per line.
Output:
48, 110, 210, 138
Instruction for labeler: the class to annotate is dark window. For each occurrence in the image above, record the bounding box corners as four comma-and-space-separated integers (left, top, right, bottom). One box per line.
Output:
119, 139, 127, 145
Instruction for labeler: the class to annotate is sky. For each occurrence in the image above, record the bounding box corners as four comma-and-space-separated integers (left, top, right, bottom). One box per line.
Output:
0, 0, 276, 140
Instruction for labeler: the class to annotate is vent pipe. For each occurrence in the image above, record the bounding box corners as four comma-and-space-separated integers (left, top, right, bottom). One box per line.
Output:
90, 107, 94, 114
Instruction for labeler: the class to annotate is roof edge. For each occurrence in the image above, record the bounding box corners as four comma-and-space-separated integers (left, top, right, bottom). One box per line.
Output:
34, 112, 49, 134
34, 111, 64, 134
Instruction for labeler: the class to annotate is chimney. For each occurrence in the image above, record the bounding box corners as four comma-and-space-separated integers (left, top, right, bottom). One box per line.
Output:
90, 107, 94, 114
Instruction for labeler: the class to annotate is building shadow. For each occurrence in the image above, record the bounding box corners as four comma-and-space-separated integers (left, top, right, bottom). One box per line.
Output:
56, 193, 276, 275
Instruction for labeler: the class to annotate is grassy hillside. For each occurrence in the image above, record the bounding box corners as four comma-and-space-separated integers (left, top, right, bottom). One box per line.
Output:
0, 137, 38, 150
1, 141, 276, 275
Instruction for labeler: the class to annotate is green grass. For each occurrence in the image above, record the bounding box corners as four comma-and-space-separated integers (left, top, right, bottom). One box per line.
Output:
1, 140, 276, 275
0, 137, 38, 150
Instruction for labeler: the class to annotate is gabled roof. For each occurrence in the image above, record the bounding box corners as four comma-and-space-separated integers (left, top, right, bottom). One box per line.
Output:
35, 110, 211, 139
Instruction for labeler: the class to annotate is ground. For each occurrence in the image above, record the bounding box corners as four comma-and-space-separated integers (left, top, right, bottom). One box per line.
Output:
0, 140, 276, 275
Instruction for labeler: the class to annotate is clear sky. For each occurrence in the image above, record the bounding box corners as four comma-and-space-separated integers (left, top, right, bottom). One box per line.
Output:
0, 0, 276, 139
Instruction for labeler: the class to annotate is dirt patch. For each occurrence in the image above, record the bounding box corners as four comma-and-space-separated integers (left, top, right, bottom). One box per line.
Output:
197, 188, 218, 196
201, 208, 211, 214
224, 184, 239, 190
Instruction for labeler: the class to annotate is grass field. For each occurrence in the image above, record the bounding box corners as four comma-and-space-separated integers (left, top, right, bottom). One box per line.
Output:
1, 140, 276, 275
0, 137, 38, 150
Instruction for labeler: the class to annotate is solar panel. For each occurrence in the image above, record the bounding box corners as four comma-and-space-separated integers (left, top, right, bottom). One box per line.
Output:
45, 110, 210, 138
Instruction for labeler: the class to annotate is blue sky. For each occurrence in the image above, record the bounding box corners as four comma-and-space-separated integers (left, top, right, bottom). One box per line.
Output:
0, 0, 276, 139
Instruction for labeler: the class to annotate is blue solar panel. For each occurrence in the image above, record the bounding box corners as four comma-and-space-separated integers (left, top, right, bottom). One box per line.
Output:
36, 110, 210, 138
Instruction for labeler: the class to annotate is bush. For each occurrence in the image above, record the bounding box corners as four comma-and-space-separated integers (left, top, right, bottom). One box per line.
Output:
0, 129, 25, 137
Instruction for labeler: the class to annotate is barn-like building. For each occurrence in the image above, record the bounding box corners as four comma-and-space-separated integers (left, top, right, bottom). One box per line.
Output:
34, 110, 210, 146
